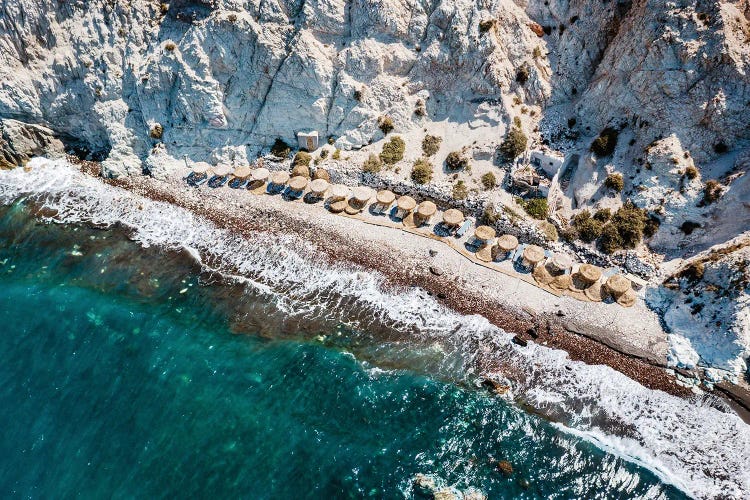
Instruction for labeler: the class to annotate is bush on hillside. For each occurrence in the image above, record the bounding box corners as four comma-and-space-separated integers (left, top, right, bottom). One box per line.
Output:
605, 172, 624, 192
590, 127, 619, 157
703, 179, 723, 204
378, 115, 394, 135
411, 158, 433, 184
380, 136, 405, 164
445, 151, 469, 171
499, 127, 527, 161
271, 138, 291, 159
684, 165, 698, 180
362, 154, 383, 173
520, 197, 548, 220
598, 224, 624, 254
293, 151, 311, 167
481, 172, 496, 190
452, 180, 468, 200
610, 202, 647, 249
421, 135, 442, 156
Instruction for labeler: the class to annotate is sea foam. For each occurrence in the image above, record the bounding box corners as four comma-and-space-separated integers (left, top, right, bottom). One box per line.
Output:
2, 159, 749, 498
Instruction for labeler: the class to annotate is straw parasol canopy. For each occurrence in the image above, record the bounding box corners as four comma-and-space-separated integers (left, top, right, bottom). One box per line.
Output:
397, 195, 417, 211
329, 199, 347, 213
289, 175, 308, 191
585, 281, 605, 302
474, 225, 496, 242
376, 189, 396, 205
443, 209, 464, 226
313, 168, 330, 181
549, 253, 574, 273
310, 178, 329, 195
617, 288, 637, 307
522, 245, 545, 266
213, 164, 232, 177
252, 167, 270, 182
329, 184, 350, 201
352, 186, 373, 203
577, 264, 602, 284
496, 234, 518, 252
271, 170, 290, 185
551, 273, 572, 291
232, 165, 252, 179
606, 274, 631, 297
532, 262, 555, 285
192, 162, 211, 174
417, 200, 437, 218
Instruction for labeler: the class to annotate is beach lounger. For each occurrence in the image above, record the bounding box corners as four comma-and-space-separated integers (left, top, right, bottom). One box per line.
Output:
208, 175, 228, 188
194, 176, 208, 187
229, 178, 248, 189
455, 217, 474, 238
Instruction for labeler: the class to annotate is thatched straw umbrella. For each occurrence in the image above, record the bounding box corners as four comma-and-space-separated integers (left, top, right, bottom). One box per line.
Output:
585, 281, 605, 302
576, 264, 602, 285
213, 164, 232, 177
313, 168, 330, 181
494, 234, 518, 261
291, 164, 310, 178
442, 209, 464, 227
192, 162, 212, 174
548, 253, 574, 274
271, 170, 290, 186
288, 175, 308, 192
474, 225, 496, 244
551, 273, 572, 291
617, 288, 637, 307
347, 186, 373, 214
309, 178, 329, 197
252, 167, 270, 182
396, 195, 417, 218
606, 274, 631, 299
373, 189, 395, 214
232, 165, 251, 179
328, 184, 350, 202
329, 199, 348, 213
532, 261, 555, 285
522, 245, 545, 268
414, 200, 437, 225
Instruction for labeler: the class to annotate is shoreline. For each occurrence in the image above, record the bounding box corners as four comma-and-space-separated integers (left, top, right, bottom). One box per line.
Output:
96, 166, 696, 396
61, 158, 750, 421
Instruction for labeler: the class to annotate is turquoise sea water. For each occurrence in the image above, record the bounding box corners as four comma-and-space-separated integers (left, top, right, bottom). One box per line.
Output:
0, 201, 687, 498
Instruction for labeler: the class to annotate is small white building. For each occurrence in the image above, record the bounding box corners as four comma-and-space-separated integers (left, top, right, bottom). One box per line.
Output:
530, 148, 565, 178
297, 131, 319, 151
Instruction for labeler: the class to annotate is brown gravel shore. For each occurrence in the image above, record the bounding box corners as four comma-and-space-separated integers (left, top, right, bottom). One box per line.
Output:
89, 165, 703, 402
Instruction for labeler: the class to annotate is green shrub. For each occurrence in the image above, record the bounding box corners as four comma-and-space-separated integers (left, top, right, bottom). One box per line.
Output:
684, 165, 698, 180
592, 208, 611, 222
577, 218, 603, 242
532, 46, 542, 59
598, 224, 624, 254
680, 262, 705, 282
539, 221, 558, 241
499, 127, 527, 161
327, 136, 335, 145
353, 89, 363, 101
445, 151, 469, 171
378, 116, 394, 135
611, 202, 647, 249
481, 205, 501, 226
319, 149, 328, 159
164, 41, 176, 51
520, 197, 548, 220
411, 158, 433, 184
590, 127, 619, 157
380, 136, 405, 164
270, 138, 291, 159
605, 173, 624, 192
481, 172, 496, 190
362, 154, 383, 173
293, 151, 311, 167
332, 149, 341, 160
421, 135, 442, 156
703, 179, 723, 204
452, 181, 468, 200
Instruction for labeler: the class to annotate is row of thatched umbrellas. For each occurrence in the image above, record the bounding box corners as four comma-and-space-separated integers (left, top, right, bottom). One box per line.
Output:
190, 162, 636, 306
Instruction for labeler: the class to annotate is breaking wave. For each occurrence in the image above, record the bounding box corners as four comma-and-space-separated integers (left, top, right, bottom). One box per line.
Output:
1, 159, 749, 498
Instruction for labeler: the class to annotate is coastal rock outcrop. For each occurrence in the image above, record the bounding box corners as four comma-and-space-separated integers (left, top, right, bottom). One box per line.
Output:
0, 119, 65, 169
